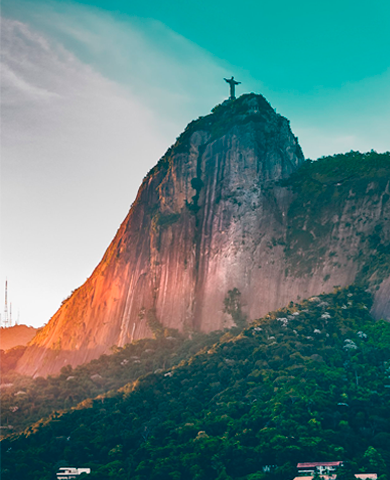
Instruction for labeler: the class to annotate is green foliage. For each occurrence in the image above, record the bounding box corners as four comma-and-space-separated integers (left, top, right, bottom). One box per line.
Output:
170, 94, 279, 155
145, 94, 273, 181
186, 177, 205, 214
185, 177, 203, 214
146, 308, 164, 339
150, 210, 181, 237
0, 346, 26, 372
363, 447, 387, 475
0, 329, 226, 440
2, 286, 390, 480
154, 212, 181, 229
283, 150, 390, 284
191, 177, 204, 193
223, 288, 247, 328
336, 462, 358, 480
149, 209, 181, 251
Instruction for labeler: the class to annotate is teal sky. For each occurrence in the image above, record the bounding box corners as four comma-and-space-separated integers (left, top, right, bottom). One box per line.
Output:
16, 0, 390, 85
73, 0, 390, 89
1, 0, 389, 327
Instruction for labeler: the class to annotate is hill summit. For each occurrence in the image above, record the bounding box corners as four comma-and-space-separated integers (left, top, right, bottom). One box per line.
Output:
16, 94, 390, 377
0, 325, 37, 351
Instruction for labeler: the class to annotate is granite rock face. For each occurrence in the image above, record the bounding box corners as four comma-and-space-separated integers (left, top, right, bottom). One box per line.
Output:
16, 95, 390, 377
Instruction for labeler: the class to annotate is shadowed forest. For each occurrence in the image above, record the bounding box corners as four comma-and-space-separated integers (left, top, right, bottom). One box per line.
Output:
2, 286, 390, 480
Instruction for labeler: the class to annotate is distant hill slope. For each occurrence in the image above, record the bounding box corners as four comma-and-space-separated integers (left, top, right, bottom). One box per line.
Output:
0, 328, 223, 437
15, 92, 390, 377
2, 286, 390, 480
0, 325, 37, 351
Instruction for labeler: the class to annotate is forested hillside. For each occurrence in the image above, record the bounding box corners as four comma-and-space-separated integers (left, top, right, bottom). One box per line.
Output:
1, 329, 223, 436
2, 286, 390, 480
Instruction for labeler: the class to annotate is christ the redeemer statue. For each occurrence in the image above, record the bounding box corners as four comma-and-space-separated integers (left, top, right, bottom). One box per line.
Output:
224, 76, 241, 100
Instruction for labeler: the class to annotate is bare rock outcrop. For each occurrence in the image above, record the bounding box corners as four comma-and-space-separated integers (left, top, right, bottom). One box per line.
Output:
16, 94, 390, 377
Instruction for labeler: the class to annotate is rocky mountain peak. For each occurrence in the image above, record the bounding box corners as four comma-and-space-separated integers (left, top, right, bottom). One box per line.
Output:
15, 95, 389, 377
147, 93, 303, 185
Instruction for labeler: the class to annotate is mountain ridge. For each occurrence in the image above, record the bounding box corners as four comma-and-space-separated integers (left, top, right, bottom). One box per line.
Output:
15, 94, 390, 377
0, 325, 38, 351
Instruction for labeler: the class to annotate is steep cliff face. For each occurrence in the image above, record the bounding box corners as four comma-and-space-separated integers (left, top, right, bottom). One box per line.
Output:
16, 94, 390, 377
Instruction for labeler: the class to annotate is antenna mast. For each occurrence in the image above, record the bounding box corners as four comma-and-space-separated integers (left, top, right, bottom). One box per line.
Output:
3, 280, 9, 327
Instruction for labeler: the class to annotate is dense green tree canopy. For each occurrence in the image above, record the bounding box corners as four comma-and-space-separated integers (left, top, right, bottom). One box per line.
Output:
2, 286, 390, 480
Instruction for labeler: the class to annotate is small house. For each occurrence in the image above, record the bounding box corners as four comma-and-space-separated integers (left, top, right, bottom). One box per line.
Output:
297, 462, 344, 476
56, 467, 91, 479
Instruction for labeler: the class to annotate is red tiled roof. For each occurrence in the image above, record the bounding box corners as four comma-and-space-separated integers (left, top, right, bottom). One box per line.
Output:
293, 474, 377, 480
297, 462, 343, 468
293, 477, 336, 480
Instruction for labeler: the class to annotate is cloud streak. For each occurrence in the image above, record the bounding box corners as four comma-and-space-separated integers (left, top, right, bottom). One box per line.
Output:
2, 1, 231, 124
1, 0, 388, 328
0, 10, 227, 328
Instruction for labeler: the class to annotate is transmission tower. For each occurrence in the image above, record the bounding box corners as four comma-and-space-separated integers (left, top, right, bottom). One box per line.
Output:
3, 280, 9, 327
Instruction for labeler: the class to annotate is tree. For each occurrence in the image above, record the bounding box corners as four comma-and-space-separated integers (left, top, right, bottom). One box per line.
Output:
363, 447, 387, 475
336, 462, 358, 480
223, 288, 247, 328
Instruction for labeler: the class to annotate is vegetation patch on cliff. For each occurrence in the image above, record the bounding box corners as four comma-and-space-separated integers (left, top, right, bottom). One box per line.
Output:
149, 208, 181, 250
153, 212, 181, 229
223, 288, 247, 329
151, 94, 280, 165
146, 308, 164, 339
284, 150, 390, 285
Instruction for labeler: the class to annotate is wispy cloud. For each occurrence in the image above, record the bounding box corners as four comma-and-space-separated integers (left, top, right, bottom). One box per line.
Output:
2, 1, 231, 124
0, 7, 228, 328
1, 61, 60, 102
1, 0, 389, 328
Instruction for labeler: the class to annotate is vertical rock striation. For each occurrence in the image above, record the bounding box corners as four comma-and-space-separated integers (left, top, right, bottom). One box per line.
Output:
16, 94, 390, 377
